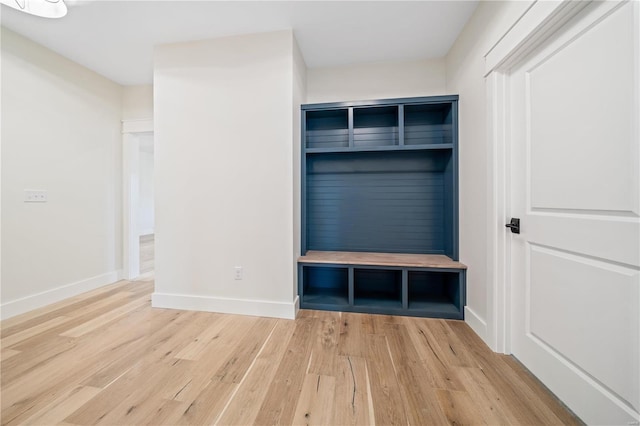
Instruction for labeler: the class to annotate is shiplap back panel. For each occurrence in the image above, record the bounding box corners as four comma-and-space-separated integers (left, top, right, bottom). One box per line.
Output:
353, 126, 399, 147
405, 104, 452, 145
354, 106, 399, 148
306, 151, 450, 254
306, 109, 349, 149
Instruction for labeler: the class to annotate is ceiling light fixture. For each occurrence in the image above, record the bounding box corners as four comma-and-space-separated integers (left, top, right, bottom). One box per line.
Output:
0, 0, 67, 18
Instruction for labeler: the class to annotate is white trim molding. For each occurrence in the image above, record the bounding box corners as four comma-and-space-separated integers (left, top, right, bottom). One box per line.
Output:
151, 292, 300, 320
485, 71, 511, 353
483, 0, 614, 355
484, 0, 591, 75
122, 119, 154, 280
122, 132, 141, 280
1, 271, 123, 320
483, 1, 640, 423
464, 305, 488, 342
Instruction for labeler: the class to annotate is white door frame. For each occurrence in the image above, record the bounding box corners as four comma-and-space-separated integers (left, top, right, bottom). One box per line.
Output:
122, 119, 154, 280
483, 0, 597, 353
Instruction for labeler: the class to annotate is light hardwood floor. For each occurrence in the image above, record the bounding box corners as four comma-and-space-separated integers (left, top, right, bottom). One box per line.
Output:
1, 280, 582, 425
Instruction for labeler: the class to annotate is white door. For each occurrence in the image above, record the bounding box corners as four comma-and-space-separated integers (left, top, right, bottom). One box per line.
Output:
509, 1, 639, 424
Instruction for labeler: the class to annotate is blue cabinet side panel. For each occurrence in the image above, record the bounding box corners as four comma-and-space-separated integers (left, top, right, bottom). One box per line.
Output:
443, 153, 454, 259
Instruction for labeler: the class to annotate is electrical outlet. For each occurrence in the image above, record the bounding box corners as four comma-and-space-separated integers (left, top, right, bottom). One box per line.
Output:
234, 266, 243, 280
24, 190, 47, 203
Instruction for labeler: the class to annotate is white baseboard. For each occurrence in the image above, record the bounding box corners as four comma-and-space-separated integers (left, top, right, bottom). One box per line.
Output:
1, 270, 123, 320
464, 305, 488, 343
151, 292, 299, 320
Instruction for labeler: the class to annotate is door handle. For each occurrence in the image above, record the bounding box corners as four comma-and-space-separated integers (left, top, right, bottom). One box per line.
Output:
506, 218, 520, 234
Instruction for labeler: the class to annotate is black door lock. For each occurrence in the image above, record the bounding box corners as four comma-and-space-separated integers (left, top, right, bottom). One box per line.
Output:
506, 218, 520, 234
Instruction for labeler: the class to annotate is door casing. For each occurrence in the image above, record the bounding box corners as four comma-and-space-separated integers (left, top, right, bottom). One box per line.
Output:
484, 0, 639, 422
122, 119, 154, 280
484, 0, 600, 354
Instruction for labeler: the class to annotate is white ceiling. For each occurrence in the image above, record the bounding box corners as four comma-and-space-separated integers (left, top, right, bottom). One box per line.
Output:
1, 0, 478, 86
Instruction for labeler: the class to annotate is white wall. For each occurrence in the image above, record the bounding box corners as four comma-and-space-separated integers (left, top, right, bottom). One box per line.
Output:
123, 84, 153, 121
1, 28, 123, 319
306, 58, 445, 104
138, 134, 154, 235
153, 30, 303, 318
445, 1, 532, 343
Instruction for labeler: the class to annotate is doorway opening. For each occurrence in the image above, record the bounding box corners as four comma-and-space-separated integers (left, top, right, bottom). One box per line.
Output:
123, 122, 154, 282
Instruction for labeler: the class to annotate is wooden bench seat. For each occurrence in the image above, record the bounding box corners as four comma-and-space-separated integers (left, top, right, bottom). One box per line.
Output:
298, 250, 467, 270
297, 250, 467, 319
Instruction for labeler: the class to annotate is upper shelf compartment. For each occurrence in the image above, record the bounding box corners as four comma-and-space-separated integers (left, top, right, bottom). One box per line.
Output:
303, 96, 458, 153
404, 103, 453, 145
353, 105, 399, 148
306, 109, 349, 149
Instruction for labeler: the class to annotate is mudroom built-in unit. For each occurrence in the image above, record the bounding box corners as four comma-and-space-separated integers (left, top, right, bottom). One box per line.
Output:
298, 95, 467, 319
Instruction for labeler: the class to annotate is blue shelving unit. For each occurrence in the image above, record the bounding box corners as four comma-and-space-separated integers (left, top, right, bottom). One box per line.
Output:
299, 96, 466, 319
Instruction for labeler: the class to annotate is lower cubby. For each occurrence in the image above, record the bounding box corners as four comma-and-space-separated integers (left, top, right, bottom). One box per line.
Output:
298, 255, 466, 319
354, 268, 402, 309
408, 270, 462, 317
301, 266, 349, 308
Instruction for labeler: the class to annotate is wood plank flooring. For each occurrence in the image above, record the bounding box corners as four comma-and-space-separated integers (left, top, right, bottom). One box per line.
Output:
0, 280, 582, 425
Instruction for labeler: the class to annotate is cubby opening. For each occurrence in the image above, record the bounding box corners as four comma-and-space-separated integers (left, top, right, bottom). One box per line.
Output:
354, 268, 402, 308
306, 109, 349, 149
404, 103, 453, 145
408, 271, 461, 314
302, 266, 349, 306
353, 106, 399, 147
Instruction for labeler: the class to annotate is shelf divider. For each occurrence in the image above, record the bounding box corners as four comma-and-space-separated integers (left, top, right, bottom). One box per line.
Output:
402, 269, 408, 309
398, 104, 405, 146
348, 267, 354, 306
348, 107, 354, 148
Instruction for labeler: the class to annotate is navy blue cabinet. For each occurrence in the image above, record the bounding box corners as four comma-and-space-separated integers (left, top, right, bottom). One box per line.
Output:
299, 96, 466, 319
